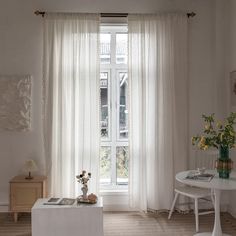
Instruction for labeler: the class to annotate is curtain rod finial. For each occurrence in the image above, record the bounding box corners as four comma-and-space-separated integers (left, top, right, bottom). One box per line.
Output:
187, 12, 196, 18
34, 10, 45, 17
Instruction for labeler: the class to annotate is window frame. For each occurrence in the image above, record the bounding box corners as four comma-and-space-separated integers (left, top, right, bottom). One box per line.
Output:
100, 70, 111, 141
116, 70, 128, 141
100, 24, 128, 191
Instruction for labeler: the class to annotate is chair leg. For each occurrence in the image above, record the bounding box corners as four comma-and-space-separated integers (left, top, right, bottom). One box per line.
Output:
194, 198, 199, 232
211, 189, 215, 209
168, 192, 179, 220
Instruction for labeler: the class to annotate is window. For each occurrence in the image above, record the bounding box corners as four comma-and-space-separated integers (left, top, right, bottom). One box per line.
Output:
100, 25, 128, 190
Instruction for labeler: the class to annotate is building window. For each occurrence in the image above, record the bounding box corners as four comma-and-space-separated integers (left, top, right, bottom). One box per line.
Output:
100, 25, 128, 190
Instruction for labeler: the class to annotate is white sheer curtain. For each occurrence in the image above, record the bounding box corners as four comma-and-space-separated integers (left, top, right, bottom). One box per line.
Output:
128, 14, 188, 211
43, 13, 100, 197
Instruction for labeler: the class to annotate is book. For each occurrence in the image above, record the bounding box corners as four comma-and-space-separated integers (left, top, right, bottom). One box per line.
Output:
186, 171, 214, 182
58, 198, 75, 205
44, 198, 75, 205
46, 197, 60, 204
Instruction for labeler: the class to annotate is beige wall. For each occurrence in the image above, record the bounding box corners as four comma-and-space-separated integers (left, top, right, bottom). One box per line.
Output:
0, 0, 229, 210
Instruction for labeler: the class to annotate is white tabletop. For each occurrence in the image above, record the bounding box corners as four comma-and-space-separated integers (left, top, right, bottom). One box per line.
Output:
32, 198, 103, 210
176, 170, 236, 190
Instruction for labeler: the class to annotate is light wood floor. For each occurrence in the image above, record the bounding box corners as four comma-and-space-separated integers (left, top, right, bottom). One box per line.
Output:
1, 211, 236, 236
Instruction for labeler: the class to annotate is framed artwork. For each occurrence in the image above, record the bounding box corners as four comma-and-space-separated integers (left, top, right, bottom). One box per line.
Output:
0, 75, 32, 131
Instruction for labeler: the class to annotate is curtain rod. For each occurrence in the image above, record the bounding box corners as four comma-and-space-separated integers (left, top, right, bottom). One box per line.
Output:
34, 11, 196, 18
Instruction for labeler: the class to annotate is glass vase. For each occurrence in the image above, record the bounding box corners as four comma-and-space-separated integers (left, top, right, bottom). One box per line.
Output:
215, 146, 233, 179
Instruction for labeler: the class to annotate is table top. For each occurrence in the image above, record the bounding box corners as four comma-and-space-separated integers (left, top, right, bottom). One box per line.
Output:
32, 197, 103, 210
10, 175, 47, 183
176, 170, 236, 190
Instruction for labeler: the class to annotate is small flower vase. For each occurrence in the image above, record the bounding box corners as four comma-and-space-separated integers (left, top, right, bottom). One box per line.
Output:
81, 185, 88, 200
215, 146, 233, 179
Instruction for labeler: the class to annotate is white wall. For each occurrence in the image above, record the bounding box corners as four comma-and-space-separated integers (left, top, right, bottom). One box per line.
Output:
0, 0, 229, 211
188, 0, 229, 168
228, 0, 236, 218
0, 1, 44, 210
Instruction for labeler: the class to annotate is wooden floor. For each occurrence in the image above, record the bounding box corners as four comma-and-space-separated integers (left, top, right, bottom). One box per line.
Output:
1, 211, 236, 236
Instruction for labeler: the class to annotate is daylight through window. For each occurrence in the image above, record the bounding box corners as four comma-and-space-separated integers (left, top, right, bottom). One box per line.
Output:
100, 25, 129, 190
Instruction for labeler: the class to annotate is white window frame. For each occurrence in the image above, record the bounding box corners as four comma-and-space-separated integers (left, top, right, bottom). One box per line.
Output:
100, 70, 111, 141
116, 70, 128, 141
100, 24, 128, 191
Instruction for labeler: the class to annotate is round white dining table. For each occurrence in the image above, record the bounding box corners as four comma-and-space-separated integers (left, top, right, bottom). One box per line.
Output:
176, 170, 236, 236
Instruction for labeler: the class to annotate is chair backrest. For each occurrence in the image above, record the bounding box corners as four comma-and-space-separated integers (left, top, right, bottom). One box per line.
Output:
194, 149, 218, 170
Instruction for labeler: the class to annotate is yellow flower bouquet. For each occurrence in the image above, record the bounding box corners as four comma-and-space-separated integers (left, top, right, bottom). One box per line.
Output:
192, 112, 236, 150
192, 112, 236, 178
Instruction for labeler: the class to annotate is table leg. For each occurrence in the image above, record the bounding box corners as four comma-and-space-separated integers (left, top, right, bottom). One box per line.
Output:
194, 189, 230, 236
212, 189, 222, 235
13, 212, 18, 222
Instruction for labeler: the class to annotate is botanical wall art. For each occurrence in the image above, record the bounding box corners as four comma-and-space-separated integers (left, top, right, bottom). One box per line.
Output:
0, 75, 32, 131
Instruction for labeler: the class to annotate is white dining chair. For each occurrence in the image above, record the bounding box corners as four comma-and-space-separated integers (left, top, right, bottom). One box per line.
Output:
168, 185, 214, 232
168, 150, 217, 232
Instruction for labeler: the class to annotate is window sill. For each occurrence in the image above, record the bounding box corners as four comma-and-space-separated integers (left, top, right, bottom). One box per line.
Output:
100, 189, 128, 196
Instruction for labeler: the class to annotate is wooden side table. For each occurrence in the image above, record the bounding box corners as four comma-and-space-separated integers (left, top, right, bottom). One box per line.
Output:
9, 175, 47, 222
